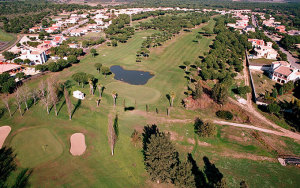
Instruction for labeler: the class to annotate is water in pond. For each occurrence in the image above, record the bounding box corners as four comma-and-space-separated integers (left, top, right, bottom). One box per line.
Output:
110, 65, 154, 85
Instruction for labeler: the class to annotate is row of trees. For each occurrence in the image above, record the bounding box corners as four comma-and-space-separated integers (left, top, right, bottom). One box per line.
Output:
1, 77, 74, 120
35, 57, 78, 73
136, 12, 210, 61
104, 14, 135, 44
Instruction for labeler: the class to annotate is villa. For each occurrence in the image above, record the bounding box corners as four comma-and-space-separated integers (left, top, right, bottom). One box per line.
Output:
248, 39, 278, 59
270, 61, 300, 83
19, 48, 47, 65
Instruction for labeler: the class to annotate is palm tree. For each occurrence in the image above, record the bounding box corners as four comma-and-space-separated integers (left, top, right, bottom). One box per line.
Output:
111, 91, 117, 106
88, 79, 94, 95
97, 83, 104, 98
170, 91, 176, 107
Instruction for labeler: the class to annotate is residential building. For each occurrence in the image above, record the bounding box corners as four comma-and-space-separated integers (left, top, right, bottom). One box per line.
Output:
68, 43, 79, 48
288, 30, 300, 36
29, 26, 42, 33
276, 25, 286, 33
270, 61, 300, 83
248, 39, 278, 59
0, 62, 22, 75
243, 25, 255, 33
19, 48, 47, 65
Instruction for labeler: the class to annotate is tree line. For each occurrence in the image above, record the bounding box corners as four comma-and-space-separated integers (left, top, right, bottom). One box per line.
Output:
104, 14, 135, 45
136, 12, 211, 62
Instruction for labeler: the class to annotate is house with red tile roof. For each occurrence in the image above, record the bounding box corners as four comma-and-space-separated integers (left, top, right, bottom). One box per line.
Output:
0, 62, 22, 75
271, 61, 300, 83
275, 25, 286, 33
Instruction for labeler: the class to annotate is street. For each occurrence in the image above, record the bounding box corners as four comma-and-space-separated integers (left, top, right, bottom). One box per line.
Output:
264, 32, 300, 69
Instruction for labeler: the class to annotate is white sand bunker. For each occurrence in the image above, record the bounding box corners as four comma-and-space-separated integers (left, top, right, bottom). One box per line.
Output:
70, 133, 86, 156
0, 126, 11, 148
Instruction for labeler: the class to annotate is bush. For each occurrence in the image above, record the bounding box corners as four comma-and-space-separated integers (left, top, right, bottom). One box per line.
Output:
236, 86, 251, 95
194, 118, 216, 137
216, 110, 233, 120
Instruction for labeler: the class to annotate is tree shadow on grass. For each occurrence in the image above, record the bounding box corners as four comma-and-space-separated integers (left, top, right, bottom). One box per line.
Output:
57, 100, 66, 116
187, 153, 207, 187
165, 94, 171, 106
71, 99, 81, 118
124, 106, 135, 111
203, 156, 224, 187
142, 125, 159, 157
113, 114, 119, 138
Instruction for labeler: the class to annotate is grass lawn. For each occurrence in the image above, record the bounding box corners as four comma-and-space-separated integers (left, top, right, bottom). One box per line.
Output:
249, 58, 274, 65
10, 128, 64, 167
0, 29, 15, 42
1, 18, 300, 188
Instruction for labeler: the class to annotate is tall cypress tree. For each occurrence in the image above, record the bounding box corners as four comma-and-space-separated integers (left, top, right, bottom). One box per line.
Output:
144, 132, 179, 184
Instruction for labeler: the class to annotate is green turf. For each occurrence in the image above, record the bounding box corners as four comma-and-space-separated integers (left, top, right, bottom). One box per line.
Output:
0, 29, 15, 42
10, 128, 64, 167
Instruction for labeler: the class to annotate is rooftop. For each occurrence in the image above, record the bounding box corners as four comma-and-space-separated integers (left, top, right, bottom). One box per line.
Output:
274, 66, 294, 76
0, 63, 22, 74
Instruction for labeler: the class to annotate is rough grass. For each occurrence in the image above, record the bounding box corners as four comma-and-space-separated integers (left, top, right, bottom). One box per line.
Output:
0, 29, 15, 42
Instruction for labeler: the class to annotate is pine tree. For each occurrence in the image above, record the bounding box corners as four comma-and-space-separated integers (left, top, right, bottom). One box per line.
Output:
144, 132, 179, 184
174, 159, 196, 187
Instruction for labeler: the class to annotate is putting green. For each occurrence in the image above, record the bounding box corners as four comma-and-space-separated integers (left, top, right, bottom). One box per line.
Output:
11, 128, 63, 168
105, 81, 161, 105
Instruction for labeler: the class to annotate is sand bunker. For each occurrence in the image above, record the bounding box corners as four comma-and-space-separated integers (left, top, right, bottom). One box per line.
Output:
70, 133, 86, 156
0, 126, 11, 148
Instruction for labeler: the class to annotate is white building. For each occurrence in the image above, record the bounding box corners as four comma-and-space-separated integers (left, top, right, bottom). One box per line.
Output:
19, 48, 47, 65
270, 61, 300, 83
73, 90, 85, 99
248, 39, 278, 59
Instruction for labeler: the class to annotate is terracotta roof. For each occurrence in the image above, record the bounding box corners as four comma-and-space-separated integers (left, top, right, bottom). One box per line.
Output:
0, 63, 22, 74
272, 61, 290, 66
274, 66, 293, 76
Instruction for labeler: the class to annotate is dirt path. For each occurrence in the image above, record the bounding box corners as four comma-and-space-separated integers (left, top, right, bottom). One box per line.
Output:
242, 59, 252, 107
131, 108, 300, 140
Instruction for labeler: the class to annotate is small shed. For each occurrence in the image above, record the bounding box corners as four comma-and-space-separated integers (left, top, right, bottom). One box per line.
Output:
73, 90, 85, 100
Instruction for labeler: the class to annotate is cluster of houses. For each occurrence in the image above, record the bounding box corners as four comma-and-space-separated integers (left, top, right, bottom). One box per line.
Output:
226, 11, 255, 33
262, 17, 286, 33
248, 39, 278, 59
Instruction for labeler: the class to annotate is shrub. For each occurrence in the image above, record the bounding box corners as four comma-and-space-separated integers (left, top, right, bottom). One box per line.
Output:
194, 118, 216, 137
216, 110, 233, 120
237, 86, 251, 95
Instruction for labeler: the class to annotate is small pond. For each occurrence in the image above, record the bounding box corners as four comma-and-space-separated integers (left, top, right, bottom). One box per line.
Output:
110, 65, 154, 85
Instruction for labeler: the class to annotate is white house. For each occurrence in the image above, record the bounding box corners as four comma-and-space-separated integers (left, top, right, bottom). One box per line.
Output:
248, 39, 278, 59
68, 43, 79, 48
270, 61, 300, 83
243, 25, 255, 33
94, 14, 109, 20
73, 90, 85, 99
65, 17, 79, 24
19, 48, 47, 65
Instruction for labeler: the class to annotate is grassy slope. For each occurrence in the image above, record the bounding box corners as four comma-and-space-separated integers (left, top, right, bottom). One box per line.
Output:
0, 29, 15, 42
1, 18, 300, 187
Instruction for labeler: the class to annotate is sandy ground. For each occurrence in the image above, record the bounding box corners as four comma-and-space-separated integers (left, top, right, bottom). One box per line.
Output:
0, 126, 11, 148
70, 133, 86, 156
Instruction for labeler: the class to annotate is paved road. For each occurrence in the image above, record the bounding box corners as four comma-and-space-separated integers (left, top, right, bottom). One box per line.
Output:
62, 19, 89, 35
264, 32, 300, 69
